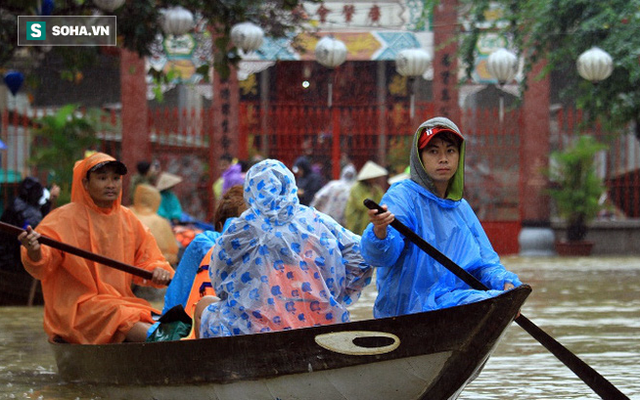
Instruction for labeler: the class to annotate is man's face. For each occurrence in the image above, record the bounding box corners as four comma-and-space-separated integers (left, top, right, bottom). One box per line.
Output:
82, 167, 123, 208
419, 136, 459, 186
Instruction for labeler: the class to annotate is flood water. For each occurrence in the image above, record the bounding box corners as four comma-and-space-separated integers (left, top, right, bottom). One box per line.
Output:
0, 256, 638, 399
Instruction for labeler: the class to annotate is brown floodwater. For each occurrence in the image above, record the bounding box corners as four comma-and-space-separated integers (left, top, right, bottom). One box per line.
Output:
0, 256, 638, 399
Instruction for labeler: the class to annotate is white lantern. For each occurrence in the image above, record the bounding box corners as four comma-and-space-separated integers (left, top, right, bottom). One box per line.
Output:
231, 22, 264, 53
93, 0, 125, 12
577, 47, 613, 82
160, 6, 195, 36
486, 48, 518, 123
395, 48, 431, 118
486, 48, 518, 85
395, 48, 431, 77
315, 36, 347, 69
315, 36, 347, 107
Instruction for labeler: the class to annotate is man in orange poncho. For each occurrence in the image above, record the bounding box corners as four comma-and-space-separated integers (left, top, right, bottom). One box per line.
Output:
18, 152, 174, 344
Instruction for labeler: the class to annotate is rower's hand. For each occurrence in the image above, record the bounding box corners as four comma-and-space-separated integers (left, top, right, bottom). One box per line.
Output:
503, 282, 520, 318
367, 204, 395, 239
151, 267, 172, 286
18, 226, 42, 262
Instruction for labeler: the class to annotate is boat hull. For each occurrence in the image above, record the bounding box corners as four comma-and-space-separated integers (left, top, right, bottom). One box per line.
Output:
51, 285, 531, 400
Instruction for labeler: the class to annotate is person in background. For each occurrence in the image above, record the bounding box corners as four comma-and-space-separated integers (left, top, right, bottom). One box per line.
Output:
130, 183, 179, 266
221, 159, 246, 196
162, 185, 248, 318
129, 160, 160, 203
361, 117, 522, 318
212, 154, 233, 201
310, 163, 357, 226
0, 177, 59, 272
198, 159, 373, 338
292, 155, 324, 206
17, 152, 174, 344
155, 171, 184, 224
344, 161, 388, 235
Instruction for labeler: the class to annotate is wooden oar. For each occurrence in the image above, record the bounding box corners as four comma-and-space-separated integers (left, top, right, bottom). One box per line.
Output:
0, 221, 155, 281
363, 199, 629, 400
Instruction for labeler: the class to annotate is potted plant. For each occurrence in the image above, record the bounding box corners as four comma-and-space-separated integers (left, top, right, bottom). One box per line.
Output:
547, 135, 608, 256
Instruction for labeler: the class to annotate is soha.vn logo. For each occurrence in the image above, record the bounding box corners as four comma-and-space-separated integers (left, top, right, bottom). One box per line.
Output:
26, 21, 46, 40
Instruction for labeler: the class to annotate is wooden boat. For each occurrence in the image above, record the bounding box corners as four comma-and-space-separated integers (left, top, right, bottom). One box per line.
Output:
0, 270, 43, 306
50, 285, 531, 400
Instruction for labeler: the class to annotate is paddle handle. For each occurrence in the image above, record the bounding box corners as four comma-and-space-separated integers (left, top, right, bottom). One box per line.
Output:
0, 221, 154, 281
363, 198, 629, 400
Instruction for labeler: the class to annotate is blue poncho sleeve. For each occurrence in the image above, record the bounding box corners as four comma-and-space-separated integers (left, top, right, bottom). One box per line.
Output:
162, 230, 220, 314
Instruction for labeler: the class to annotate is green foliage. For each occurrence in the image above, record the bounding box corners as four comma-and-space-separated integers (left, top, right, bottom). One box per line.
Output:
29, 105, 106, 205
547, 135, 607, 241
459, 0, 640, 135
386, 136, 412, 175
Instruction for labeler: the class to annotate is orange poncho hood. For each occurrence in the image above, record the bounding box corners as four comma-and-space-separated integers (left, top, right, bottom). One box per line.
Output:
71, 152, 125, 213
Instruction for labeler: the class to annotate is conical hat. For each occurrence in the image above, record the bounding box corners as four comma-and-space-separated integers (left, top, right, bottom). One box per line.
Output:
357, 161, 388, 181
388, 172, 410, 185
155, 172, 183, 191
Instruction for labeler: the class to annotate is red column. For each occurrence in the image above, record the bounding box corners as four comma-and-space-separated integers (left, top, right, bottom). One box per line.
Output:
120, 49, 150, 204
331, 107, 341, 180
432, 0, 460, 124
212, 68, 240, 161
238, 102, 248, 161
520, 61, 551, 225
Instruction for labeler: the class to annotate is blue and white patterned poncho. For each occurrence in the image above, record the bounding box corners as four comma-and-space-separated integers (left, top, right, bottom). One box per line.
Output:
200, 159, 373, 337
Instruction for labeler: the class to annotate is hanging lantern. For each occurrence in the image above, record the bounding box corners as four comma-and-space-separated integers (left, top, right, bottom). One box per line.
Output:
160, 6, 195, 36
486, 48, 518, 86
577, 47, 613, 82
4, 71, 24, 96
92, 0, 125, 12
40, 0, 55, 15
231, 22, 264, 53
315, 36, 347, 69
395, 48, 431, 77
395, 48, 431, 119
315, 36, 347, 108
486, 48, 518, 123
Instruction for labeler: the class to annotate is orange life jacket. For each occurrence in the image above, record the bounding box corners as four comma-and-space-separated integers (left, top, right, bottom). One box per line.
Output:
182, 246, 216, 340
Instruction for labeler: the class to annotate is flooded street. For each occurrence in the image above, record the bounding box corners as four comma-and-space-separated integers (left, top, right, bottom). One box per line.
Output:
1, 256, 639, 399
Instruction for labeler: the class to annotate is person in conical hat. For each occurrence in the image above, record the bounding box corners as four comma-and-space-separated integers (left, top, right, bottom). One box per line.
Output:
155, 172, 184, 223
344, 160, 388, 235
360, 117, 522, 319
155, 172, 183, 191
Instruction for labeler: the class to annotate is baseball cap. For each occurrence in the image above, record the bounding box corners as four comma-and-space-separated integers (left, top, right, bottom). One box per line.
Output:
88, 160, 128, 175
418, 126, 464, 150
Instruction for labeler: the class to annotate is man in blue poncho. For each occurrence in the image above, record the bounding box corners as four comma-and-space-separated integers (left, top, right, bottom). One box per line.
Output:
361, 117, 522, 318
